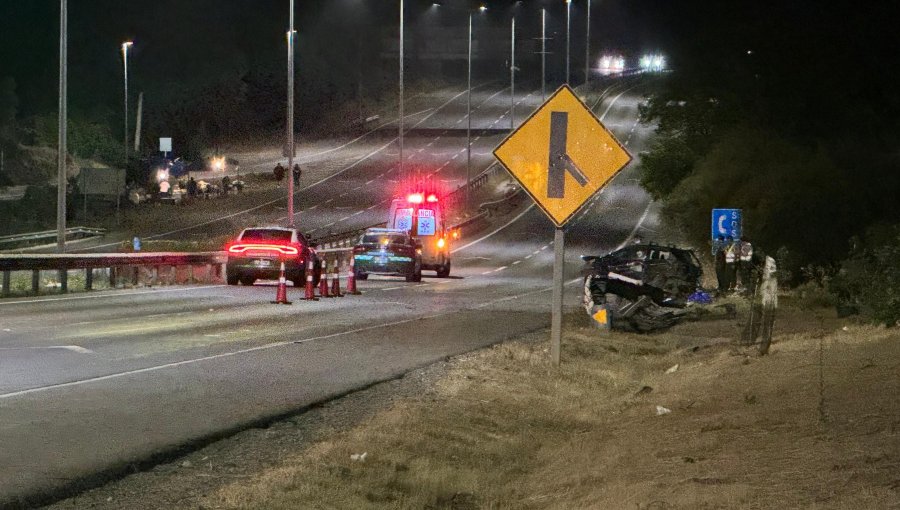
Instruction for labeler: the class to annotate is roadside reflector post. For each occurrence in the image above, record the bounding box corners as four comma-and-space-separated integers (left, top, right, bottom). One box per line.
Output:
591, 304, 611, 332
550, 227, 565, 366
1, 270, 10, 298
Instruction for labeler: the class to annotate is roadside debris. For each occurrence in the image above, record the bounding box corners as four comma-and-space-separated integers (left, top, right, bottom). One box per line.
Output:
655, 405, 672, 416
350, 452, 368, 462
665, 364, 679, 374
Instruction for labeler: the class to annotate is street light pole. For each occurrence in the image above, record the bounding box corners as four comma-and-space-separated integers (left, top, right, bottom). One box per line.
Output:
510, 15, 515, 132
121, 42, 132, 167
57, 0, 67, 255
399, 0, 404, 182
286, 0, 296, 226
541, 8, 546, 101
566, 0, 571, 85
585, 0, 591, 84
466, 12, 473, 212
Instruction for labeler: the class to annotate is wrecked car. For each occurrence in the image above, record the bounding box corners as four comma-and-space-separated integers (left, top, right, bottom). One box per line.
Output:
582, 243, 703, 332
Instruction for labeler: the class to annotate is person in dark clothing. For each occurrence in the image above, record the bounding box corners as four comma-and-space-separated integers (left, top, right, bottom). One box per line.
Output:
714, 235, 728, 293
221, 175, 232, 196
273, 163, 286, 181
292, 164, 301, 183
187, 177, 198, 198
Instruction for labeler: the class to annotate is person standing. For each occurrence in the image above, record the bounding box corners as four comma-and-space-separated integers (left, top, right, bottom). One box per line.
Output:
714, 235, 728, 293
273, 163, 286, 181
292, 163, 301, 183
724, 236, 738, 292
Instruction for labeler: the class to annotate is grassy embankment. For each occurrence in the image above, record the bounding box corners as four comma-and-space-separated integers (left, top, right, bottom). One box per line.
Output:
202, 298, 900, 509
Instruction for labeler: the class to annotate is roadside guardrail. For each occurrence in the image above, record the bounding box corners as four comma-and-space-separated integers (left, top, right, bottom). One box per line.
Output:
0, 226, 107, 249
0, 251, 225, 297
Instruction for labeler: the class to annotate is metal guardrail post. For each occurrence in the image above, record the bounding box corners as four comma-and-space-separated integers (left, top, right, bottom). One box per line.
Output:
85, 268, 93, 291
2, 270, 9, 298
32, 270, 40, 294
59, 269, 68, 293
109, 267, 117, 289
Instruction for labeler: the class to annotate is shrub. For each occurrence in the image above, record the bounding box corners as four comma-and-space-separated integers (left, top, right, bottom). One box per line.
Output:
830, 225, 900, 326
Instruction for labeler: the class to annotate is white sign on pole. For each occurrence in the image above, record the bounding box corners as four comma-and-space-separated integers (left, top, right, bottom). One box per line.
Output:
159, 137, 172, 153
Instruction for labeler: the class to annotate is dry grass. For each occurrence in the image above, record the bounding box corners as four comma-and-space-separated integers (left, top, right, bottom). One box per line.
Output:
202, 302, 900, 510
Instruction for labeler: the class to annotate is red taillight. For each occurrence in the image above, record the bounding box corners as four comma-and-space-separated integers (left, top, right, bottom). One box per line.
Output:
227, 243, 300, 256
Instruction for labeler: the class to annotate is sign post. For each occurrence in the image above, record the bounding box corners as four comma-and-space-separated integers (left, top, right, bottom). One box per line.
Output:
493, 85, 632, 365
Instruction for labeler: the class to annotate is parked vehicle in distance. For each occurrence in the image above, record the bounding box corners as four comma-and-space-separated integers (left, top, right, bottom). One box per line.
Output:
352, 228, 422, 282
225, 227, 320, 287
386, 192, 453, 278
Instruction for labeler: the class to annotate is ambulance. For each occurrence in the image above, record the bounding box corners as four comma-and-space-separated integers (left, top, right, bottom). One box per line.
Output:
387, 192, 453, 277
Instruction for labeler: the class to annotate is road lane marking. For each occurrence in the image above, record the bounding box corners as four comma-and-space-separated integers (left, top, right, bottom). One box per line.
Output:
0, 345, 93, 354
493, 266, 507, 273
512, 260, 521, 265
0, 286, 228, 307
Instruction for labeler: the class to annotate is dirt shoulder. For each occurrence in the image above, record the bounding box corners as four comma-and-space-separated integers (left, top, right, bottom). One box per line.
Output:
44, 298, 900, 509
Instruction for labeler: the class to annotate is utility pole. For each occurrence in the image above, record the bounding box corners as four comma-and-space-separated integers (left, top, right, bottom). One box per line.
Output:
57, 0, 67, 255
510, 15, 515, 132
566, 0, 571, 85
585, 0, 592, 85
399, 0, 405, 182
286, 0, 296, 226
466, 13, 473, 212
122, 41, 132, 166
541, 9, 547, 101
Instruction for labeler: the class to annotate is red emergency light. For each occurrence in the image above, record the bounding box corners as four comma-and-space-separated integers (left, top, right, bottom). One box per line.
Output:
426, 194, 439, 203
407, 193, 424, 204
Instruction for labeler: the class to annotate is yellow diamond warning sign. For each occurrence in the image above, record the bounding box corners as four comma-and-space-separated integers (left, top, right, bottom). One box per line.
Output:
493, 84, 632, 227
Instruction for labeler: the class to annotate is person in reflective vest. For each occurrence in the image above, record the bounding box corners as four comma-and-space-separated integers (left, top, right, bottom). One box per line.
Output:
738, 239, 754, 294
724, 236, 738, 292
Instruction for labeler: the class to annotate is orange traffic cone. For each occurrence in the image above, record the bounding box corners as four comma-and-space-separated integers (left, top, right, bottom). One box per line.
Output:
303, 259, 318, 301
318, 259, 332, 298
331, 259, 344, 297
346, 255, 361, 295
271, 262, 292, 305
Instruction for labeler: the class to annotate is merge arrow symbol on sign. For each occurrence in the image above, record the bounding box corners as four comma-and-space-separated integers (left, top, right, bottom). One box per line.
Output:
547, 111, 588, 199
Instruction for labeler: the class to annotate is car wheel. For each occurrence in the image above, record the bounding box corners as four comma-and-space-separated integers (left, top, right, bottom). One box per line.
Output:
226, 272, 240, 285
406, 260, 423, 282
436, 261, 451, 278
355, 270, 368, 281
239, 275, 255, 286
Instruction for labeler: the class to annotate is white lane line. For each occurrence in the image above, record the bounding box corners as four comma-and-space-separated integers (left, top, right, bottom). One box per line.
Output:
308, 205, 318, 210
615, 201, 653, 250
323, 221, 336, 228
366, 204, 377, 210
324, 198, 333, 204
532, 250, 540, 255
451, 203, 536, 253
524, 254, 533, 259
481, 271, 493, 275
512, 260, 521, 265
351, 211, 363, 216
541, 245, 549, 251
339, 216, 350, 222
492, 266, 508, 273
381, 286, 405, 291
0, 345, 93, 354
0, 285, 228, 307
339, 193, 348, 197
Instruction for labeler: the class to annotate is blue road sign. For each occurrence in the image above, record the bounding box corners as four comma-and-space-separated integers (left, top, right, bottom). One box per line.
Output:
711, 209, 742, 240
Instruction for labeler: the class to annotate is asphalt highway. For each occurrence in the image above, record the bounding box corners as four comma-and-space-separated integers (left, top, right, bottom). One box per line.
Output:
0, 76, 658, 507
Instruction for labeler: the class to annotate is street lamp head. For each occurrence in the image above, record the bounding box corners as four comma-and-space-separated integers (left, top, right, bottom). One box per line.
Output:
478, 5, 487, 12
121, 41, 133, 53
